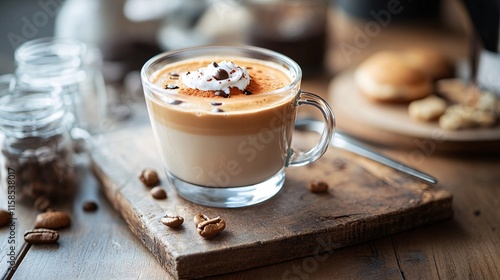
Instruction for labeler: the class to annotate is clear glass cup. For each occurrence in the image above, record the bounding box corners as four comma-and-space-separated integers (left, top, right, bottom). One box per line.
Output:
141, 45, 335, 208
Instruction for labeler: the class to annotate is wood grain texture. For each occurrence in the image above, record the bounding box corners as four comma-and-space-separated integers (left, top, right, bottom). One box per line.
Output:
9, 163, 168, 280
90, 120, 453, 279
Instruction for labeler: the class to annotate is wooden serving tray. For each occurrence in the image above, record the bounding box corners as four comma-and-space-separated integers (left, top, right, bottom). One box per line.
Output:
90, 116, 452, 279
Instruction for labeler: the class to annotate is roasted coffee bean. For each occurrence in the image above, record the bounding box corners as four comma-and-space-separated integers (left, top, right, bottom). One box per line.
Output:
139, 168, 160, 187
308, 180, 329, 193
211, 102, 222, 106
212, 62, 219, 67
24, 228, 59, 244
196, 216, 226, 238
35, 211, 71, 229
34, 196, 51, 212
82, 201, 98, 212
194, 213, 226, 238
161, 214, 184, 228
243, 89, 253, 95
214, 90, 229, 98
213, 69, 229, 80
193, 213, 209, 226
0, 210, 12, 227
151, 186, 167, 200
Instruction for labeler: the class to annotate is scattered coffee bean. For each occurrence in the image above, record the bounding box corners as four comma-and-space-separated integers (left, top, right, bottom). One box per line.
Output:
211, 102, 222, 106
214, 90, 229, 98
24, 228, 60, 244
193, 213, 209, 226
34, 196, 51, 212
308, 180, 329, 193
243, 89, 253, 95
82, 201, 98, 212
151, 186, 167, 200
35, 211, 71, 229
165, 84, 179, 90
0, 210, 12, 227
212, 62, 219, 67
213, 69, 229, 80
194, 213, 226, 238
161, 214, 184, 228
212, 108, 224, 113
139, 168, 160, 187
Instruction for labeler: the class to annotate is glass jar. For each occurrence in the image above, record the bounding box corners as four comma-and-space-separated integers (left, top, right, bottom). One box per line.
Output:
14, 37, 107, 137
0, 85, 75, 203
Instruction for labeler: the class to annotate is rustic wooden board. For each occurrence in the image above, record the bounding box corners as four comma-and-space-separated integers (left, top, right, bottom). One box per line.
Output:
90, 118, 453, 279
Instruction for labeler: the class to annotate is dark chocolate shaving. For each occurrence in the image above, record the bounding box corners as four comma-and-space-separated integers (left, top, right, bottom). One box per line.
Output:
213, 69, 229, 80
167, 100, 183, 105
165, 85, 179, 90
214, 90, 229, 98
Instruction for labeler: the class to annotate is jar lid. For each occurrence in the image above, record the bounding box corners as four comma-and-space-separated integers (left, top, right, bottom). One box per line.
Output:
14, 37, 86, 86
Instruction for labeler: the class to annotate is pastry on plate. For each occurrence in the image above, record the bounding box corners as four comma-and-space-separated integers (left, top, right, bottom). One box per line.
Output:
354, 51, 433, 103
402, 47, 454, 81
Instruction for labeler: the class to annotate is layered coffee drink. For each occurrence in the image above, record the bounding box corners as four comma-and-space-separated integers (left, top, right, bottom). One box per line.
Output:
146, 57, 297, 187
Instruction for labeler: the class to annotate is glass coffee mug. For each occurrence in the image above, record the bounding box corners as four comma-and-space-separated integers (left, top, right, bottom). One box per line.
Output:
141, 45, 335, 208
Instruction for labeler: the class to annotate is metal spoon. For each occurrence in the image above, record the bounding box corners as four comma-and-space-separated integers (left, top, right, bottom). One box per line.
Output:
295, 118, 438, 184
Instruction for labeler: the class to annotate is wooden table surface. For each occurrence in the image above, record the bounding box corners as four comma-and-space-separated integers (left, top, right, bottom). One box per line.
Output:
2, 3, 500, 279
2, 100, 499, 280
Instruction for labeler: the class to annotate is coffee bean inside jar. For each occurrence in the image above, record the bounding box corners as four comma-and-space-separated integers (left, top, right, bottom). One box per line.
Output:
0, 85, 75, 203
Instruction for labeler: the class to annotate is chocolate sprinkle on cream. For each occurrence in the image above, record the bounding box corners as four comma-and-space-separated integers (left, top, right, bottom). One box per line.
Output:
167, 100, 183, 105
215, 90, 229, 98
169, 72, 179, 80
165, 85, 179, 90
213, 69, 229, 81
181, 61, 250, 96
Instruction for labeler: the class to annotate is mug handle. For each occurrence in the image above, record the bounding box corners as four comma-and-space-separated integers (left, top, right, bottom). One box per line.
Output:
286, 91, 336, 167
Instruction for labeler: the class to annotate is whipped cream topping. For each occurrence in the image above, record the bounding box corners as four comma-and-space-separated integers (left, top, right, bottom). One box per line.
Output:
181, 61, 251, 95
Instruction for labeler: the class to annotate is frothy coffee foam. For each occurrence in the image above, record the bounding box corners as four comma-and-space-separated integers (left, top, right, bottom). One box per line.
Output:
151, 57, 291, 99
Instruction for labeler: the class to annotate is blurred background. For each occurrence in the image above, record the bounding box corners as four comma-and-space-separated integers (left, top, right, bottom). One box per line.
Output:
2, 0, 498, 118
0, 1, 498, 155
0, 0, 473, 78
